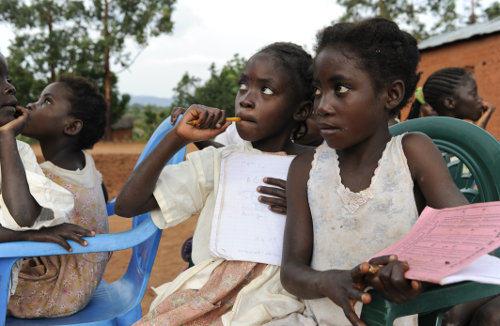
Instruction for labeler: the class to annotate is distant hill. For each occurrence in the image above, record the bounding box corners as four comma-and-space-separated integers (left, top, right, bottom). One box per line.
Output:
130, 95, 173, 107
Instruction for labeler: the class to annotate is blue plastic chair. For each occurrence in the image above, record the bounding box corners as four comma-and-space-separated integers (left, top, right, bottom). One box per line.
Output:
0, 117, 186, 325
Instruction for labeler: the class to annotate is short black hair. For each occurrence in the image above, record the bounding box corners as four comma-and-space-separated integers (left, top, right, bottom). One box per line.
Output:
315, 18, 420, 115
58, 75, 106, 149
256, 42, 314, 140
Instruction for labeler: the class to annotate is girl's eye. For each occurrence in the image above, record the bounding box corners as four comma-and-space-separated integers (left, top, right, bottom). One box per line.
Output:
335, 85, 350, 94
239, 83, 248, 91
262, 87, 273, 95
42, 98, 51, 105
314, 88, 321, 96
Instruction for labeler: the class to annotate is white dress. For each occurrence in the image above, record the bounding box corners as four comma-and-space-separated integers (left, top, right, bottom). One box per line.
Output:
0, 141, 74, 294
149, 142, 304, 325
273, 135, 419, 325
214, 123, 244, 146
0, 141, 74, 230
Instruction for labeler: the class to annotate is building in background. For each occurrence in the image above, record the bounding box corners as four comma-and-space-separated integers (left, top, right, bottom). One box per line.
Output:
404, 17, 500, 139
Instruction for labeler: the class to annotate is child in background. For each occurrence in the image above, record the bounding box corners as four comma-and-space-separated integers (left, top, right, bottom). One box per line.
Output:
407, 67, 496, 129
278, 19, 483, 326
0, 52, 76, 237
0, 52, 97, 304
7, 76, 109, 318
116, 42, 313, 325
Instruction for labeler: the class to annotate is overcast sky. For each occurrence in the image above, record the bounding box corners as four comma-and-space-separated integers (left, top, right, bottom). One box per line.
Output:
0, 0, 495, 98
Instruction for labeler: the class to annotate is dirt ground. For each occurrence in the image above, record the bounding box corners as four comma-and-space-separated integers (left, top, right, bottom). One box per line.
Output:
32, 142, 198, 313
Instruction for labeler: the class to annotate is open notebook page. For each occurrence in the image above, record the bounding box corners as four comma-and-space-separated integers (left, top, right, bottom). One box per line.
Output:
210, 152, 295, 266
441, 254, 500, 285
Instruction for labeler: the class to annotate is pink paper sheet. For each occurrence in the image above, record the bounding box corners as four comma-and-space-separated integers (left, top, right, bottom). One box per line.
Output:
374, 201, 500, 283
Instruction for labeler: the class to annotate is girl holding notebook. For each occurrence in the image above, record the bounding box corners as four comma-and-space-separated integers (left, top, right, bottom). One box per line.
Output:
116, 42, 315, 325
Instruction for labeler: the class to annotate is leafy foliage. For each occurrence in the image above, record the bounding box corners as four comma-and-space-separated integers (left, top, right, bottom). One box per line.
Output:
485, 1, 500, 20
127, 104, 171, 141
337, 0, 498, 41
0, 0, 176, 134
170, 54, 246, 117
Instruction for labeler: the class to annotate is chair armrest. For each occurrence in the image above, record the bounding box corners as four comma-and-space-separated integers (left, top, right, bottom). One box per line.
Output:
0, 214, 158, 258
361, 281, 500, 324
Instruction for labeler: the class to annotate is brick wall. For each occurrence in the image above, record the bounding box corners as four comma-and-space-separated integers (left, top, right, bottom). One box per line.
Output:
403, 33, 500, 139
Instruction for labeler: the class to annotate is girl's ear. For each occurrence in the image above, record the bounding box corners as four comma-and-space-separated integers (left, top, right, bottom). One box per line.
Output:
64, 118, 83, 136
385, 80, 405, 111
293, 100, 312, 122
443, 96, 455, 110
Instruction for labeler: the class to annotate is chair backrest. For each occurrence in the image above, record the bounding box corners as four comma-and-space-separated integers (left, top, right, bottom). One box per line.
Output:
390, 117, 500, 204
123, 116, 186, 295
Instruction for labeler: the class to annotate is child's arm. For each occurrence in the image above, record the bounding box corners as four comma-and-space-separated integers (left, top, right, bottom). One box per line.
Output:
0, 108, 41, 227
0, 223, 94, 251
280, 152, 371, 326
115, 105, 231, 217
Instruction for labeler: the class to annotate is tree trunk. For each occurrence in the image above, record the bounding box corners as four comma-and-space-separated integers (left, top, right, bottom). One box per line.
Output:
47, 10, 56, 82
378, 0, 390, 19
103, 0, 113, 140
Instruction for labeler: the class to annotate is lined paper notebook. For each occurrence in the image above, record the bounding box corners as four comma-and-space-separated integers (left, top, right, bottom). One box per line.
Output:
210, 152, 294, 266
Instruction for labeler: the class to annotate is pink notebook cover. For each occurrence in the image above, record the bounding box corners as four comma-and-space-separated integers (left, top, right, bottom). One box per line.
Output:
374, 201, 500, 284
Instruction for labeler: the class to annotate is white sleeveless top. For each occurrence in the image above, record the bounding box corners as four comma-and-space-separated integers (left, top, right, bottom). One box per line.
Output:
305, 135, 419, 326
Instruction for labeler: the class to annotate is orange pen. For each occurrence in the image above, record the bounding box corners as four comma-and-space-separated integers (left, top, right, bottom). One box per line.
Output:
186, 117, 241, 126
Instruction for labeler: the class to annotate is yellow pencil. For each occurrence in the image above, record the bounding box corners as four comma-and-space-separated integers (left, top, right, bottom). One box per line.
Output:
186, 117, 241, 126
368, 264, 380, 274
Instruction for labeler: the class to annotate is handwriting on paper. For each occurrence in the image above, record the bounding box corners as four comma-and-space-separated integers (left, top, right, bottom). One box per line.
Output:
375, 201, 500, 283
210, 152, 295, 266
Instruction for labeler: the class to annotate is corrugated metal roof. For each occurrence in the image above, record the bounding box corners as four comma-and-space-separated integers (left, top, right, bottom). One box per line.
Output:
419, 17, 500, 50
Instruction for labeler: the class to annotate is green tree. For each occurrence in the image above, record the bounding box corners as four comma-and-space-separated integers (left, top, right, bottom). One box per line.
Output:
170, 73, 201, 108
88, 0, 176, 138
129, 104, 171, 141
170, 54, 246, 117
485, 1, 500, 20
337, 0, 500, 40
337, 0, 459, 40
0, 0, 176, 138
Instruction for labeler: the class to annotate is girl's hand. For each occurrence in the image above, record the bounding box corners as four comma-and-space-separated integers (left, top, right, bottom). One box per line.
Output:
365, 255, 422, 304
481, 101, 496, 115
0, 107, 29, 137
257, 177, 287, 214
318, 263, 372, 326
170, 107, 187, 125
22, 223, 95, 252
174, 104, 231, 142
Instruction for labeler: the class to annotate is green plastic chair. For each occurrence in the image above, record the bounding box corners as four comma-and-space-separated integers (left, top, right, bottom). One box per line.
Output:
360, 116, 500, 326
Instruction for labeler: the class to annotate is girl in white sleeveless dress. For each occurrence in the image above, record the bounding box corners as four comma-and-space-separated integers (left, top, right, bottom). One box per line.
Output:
277, 19, 471, 326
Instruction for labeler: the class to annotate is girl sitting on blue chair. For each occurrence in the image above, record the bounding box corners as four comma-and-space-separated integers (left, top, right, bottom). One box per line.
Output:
0, 52, 109, 319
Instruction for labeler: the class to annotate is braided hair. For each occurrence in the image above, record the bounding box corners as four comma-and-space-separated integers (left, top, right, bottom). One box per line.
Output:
257, 42, 314, 141
315, 18, 420, 116
408, 67, 471, 119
